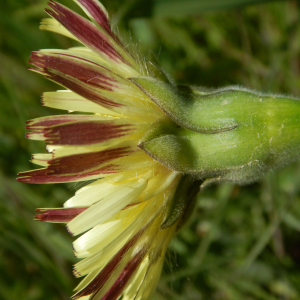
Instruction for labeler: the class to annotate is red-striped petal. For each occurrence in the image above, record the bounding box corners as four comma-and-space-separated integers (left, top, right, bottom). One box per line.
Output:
72, 229, 145, 299
26, 116, 134, 145
30, 52, 117, 91
44, 122, 133, 145
32, 68, 122, 108
46, 1, 127, 64
26, 115, 92, 129
17, 147, 133, 183
76, 0, 117, 42
35, 207, 88, 222
17, 165, 117, 183
101, 250, 146, 300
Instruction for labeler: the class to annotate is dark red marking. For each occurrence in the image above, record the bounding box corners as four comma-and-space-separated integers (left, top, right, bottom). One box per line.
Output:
17, 164, 118, 183
101, 250, 146, 300
17, 147, 133, 183
72, 229, 145, 299
75, 0, 135, 65
42, 121, 133, 145
35, 207, 88, 222
121, 203, 140, 210
32, 51, 103, 68
26, 115, 88, 129
46, 1, 127, 64
76, 0, 115, 40
44, 70, 122, 108
30, 52, 116, 91
74, 0, 135, 63
27, 116, 133, 145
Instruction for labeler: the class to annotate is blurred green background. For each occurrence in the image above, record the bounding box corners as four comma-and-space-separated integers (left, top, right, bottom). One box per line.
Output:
1, 0, 300, 299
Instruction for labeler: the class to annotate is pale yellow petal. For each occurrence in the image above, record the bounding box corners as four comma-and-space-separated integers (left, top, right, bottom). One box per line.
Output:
40, 18, 79, 41
73, 203, 145, 258
42, 90, 120, 115
122, 256, 149, 300
67, 177, 148, 235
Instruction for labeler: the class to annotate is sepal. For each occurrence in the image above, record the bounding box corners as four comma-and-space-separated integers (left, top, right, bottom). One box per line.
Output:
130, 77, 240, 133
161, 175, 200, 229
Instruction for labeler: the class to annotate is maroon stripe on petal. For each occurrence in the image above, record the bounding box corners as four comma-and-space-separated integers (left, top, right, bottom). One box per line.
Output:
72, 229, 145, 299
43, 121, 133, 145
30, 52, 116, 91
46, 147, 132, 174
121, 203, 140, 210
26, 115, 88, 129
30, 52, 101, 69
76, 0, 117, 41
17, 147, 133, 183
44, 70, 122, 108
46, 1, 127, 64
100, 250, 146, 300
17, 164, 118, 183
35, 207, 88, 222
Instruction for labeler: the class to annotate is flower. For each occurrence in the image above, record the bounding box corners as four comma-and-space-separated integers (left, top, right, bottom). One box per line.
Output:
17, 0, 300, 299
17, 0, 187, 299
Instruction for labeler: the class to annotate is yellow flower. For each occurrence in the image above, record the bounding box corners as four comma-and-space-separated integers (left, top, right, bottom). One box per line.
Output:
18, 0, 184, 299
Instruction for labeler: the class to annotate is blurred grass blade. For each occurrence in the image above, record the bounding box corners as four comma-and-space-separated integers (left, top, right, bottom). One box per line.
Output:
153, 0, 277, 16
283, 212, 300, 231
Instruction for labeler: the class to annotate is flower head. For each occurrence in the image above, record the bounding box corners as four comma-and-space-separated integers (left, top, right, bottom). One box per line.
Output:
18, 1, 186, 299
18, 0, 300, 299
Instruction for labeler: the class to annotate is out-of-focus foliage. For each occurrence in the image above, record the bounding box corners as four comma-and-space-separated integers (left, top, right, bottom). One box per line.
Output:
1, 0, 300, 299
153, 0, 277, 16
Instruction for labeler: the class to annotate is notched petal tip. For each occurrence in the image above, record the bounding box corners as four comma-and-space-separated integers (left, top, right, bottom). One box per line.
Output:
16, 176, 32, 183
73, 268, 82, 278
34, 207, 88, 223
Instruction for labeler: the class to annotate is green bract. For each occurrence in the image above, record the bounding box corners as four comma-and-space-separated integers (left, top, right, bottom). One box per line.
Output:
132, 77, 300, 186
